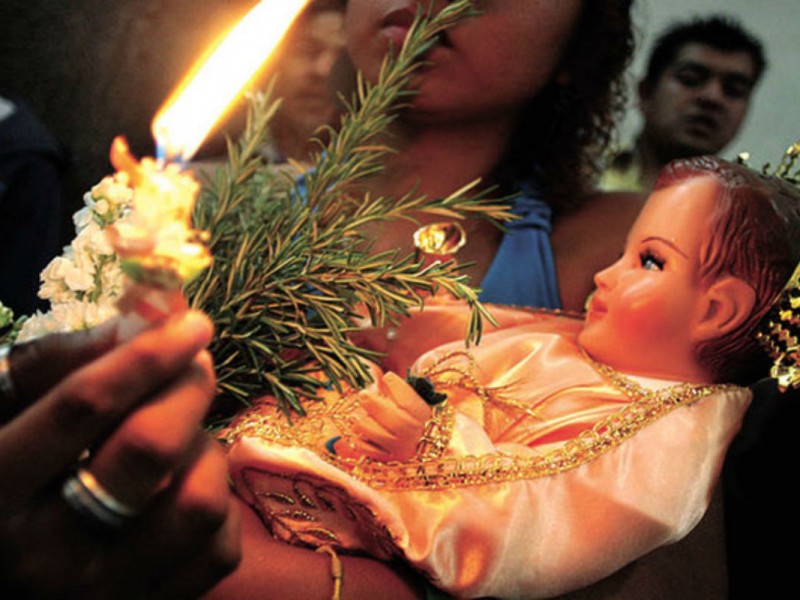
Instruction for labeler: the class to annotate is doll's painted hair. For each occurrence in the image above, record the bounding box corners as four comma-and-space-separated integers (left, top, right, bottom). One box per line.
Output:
654, 156, 800, 384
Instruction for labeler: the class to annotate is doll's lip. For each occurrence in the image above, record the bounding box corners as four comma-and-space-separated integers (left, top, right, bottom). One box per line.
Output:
586, 296, 608, 320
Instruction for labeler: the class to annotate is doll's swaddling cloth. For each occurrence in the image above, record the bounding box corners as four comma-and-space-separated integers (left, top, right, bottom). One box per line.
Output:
225, 312, 750, 599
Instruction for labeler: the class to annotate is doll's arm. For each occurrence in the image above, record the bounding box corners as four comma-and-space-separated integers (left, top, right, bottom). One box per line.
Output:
204, 499, 423, 600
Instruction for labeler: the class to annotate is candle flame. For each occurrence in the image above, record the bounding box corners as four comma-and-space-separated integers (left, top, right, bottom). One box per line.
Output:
153, 0, 311, 162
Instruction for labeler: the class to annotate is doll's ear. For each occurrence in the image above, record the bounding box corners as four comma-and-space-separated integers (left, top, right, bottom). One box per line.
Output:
693, 276, 756, 342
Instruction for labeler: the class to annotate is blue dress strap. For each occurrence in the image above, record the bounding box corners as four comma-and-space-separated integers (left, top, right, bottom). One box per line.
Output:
478, 182, 560, 308
296, 170, 560, 309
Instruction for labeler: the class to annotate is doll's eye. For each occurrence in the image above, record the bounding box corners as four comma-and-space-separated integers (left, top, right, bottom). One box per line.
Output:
640, 251, 665, 271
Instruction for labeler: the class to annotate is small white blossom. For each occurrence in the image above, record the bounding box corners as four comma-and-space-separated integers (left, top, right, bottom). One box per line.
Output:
99, 263, 125, 299
73, 205, 92, 232
17, 300, 118, 342
38, 257, 81, 302
74, 219, 114, 257
94, 198, 110, 215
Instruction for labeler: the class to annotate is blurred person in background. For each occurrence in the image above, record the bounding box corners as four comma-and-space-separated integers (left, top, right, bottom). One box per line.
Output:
262, 0, 346, 166
599, 15, 765, 192
0, 93, 66, 315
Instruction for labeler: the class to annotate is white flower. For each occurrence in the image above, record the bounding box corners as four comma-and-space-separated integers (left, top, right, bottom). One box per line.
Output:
15, 312, 49, 342
98, 262, 125, 299
90, 174, 134, 219
17, 300, 118, 342
38, 257, 79, 302
64, 265, 95, 293
94, 198, 110, 215
38, 281, 72, 304
56, 248, 95, 293
73, 205, 92, 232
74, 219, 114, 257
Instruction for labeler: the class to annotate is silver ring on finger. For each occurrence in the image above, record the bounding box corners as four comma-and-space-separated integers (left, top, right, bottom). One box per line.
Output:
62, 467, 139, 530
0, 343, 17, 404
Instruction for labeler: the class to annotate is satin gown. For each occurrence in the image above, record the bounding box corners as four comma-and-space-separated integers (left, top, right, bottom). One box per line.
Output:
225, 304, 750, 599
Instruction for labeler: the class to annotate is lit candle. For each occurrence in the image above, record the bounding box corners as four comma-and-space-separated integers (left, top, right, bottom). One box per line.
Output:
154, 0, 312, 163
108, 0, 312, 336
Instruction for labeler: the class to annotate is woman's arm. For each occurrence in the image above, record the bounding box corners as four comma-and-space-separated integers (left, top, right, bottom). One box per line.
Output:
204, 498, 424, 600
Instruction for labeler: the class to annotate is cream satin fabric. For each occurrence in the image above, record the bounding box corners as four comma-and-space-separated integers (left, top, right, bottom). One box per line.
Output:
227, 308, 751, 599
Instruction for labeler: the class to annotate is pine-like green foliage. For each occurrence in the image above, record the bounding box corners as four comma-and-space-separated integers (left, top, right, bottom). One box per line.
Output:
188, 0, 514, 419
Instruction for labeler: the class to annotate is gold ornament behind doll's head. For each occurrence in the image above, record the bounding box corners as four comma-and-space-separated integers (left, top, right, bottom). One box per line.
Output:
756, 261, 800, 391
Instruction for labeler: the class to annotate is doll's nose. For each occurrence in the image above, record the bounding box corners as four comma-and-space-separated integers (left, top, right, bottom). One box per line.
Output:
593, 261, 619, 291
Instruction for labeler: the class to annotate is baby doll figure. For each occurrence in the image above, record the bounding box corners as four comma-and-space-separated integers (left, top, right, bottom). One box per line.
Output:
224, 157, 800, 599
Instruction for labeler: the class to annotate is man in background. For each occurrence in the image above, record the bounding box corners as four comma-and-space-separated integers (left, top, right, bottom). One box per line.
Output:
599, 15, 765, 192
194, 0, 346, 175
263, 0, 346, 166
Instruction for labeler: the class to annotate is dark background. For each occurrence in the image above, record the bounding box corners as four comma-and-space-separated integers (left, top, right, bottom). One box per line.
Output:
0, 0, 255, 228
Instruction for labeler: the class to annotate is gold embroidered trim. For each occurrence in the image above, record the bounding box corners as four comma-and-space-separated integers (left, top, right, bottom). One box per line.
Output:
224, 388, 360, 448
241, 468, 403, 560
419, 350, 537, 422
225, 341, 741, 492
335, 381, 736, 491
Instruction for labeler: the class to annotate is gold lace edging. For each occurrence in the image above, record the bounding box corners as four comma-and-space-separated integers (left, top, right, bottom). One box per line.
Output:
337, 382, 734, 491
227, 380, 737, 492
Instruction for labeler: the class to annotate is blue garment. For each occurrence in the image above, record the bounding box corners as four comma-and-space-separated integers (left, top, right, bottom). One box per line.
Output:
296, 170, 560, 309
479, 181, 560, 308
0, 96, 67, 315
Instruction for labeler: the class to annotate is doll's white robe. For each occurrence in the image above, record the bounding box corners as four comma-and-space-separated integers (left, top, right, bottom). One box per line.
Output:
226, 308, 750, 598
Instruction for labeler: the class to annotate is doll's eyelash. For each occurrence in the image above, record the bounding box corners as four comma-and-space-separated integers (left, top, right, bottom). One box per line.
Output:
639, 250, 665, 271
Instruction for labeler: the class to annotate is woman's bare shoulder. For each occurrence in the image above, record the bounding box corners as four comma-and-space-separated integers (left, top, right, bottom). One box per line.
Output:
551, 190, 645, 312
561, 190, 645, 230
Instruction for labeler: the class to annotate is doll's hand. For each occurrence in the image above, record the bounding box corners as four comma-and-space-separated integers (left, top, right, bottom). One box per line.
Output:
337, 372, 432, 462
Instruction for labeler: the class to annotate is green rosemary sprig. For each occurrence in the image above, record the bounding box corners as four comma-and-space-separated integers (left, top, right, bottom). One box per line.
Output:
189, 1, 506, 419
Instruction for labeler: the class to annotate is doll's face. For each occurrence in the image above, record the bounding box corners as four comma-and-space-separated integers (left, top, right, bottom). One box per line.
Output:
344, 0, 581, 120
579, 176, 722, 379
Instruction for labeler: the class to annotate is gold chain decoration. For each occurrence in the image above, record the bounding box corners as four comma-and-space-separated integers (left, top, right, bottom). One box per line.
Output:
339, 377, 737, 491
420, 350, 538, 422
414, 403, 455, 460
589, 358, 650, 399
225, 343, 740, 492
